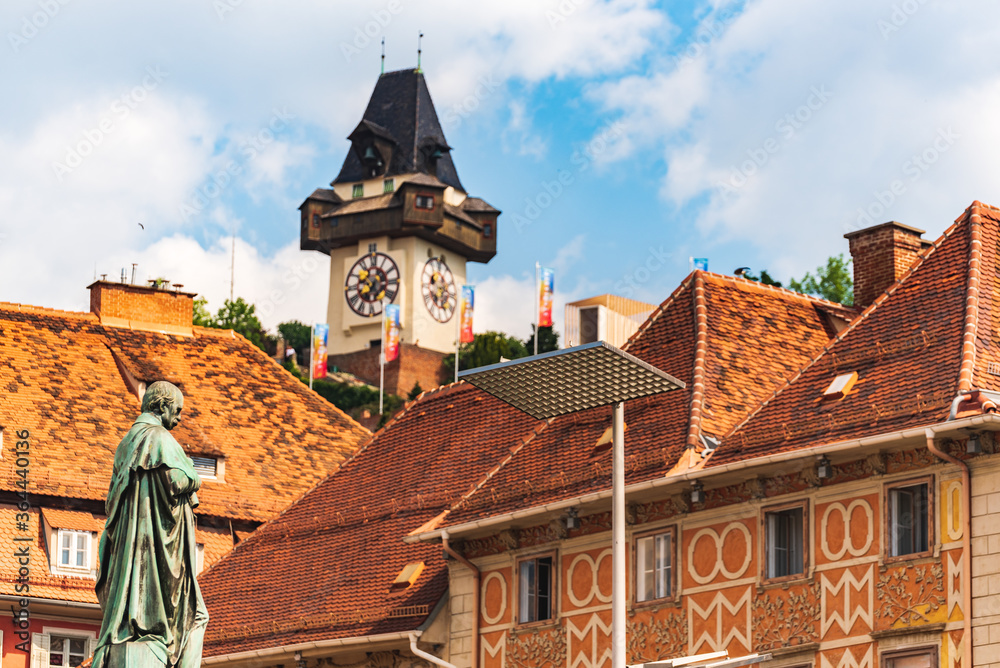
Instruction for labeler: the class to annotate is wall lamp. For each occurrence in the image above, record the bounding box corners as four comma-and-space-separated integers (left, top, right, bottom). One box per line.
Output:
690, 481, 705, 505
564, 507, 581, 531
817, 455, 833, 480
968, 433, 983, 455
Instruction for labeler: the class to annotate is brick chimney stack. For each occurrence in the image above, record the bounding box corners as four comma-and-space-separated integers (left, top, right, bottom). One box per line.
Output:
844, 221, 930, 309
88, 280, 197, 336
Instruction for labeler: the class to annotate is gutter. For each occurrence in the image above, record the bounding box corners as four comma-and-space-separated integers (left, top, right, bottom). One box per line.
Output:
407, 413, 1000, 542
201, 631, 420, 666
0, 595, 101, 610
409, 633, 457, 668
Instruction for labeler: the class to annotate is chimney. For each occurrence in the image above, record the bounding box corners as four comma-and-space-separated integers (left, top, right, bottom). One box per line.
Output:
844, 221, 930, 309
88, 280, 197, 336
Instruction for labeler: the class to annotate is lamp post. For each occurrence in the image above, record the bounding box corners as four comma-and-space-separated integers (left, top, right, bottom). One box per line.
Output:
459, 342, 685, 668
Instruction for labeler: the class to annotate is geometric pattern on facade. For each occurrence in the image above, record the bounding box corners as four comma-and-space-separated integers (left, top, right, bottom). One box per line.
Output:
686, 524, 752, 584
945, 480, 963, 543
687, 587, 752, 654
947, 550, 963, 620
819, 646, 873, 668
566, 549, 613, 608
820, 567, 874, 637
481, 572, 508, 625
567, 614, 612, 668
820, 500, 874, 561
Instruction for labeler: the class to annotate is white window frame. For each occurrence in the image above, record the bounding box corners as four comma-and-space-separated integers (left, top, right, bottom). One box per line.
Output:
34, 627, 98, 668
763, 501, 808, 581
56, 529, 92, 572
886, 477, 934, 561
635, 527, 674, 603
516, 552, 556, 625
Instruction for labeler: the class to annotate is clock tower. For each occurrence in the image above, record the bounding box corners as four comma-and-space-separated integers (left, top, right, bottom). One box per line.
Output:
299, 68, 499, 391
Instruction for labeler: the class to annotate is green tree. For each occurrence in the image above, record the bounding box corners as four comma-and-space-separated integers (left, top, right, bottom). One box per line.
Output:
443, 331, 529, 380
277, 320, 312, 366
197, 297, 268, 350
407, 382, 424, 401
789, 254, 854, 306
192, 297, 214, 327
525, 325, 559, 354
741, 269, 783, 288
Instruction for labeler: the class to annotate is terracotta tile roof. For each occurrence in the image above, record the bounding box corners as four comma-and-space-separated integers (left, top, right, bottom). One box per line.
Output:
440, 273, 846, 527
0, 303, 370, 523
715, 201, 1000, 465
41, 508, 105, 532
199, 383, 542, 657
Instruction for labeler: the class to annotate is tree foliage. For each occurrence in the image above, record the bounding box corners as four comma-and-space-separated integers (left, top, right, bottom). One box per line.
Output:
525, 325, 560, 354
443, 330, 529, 380
277, 320, 312, 366
194, 297, 268, 350
740, 269, 783, 287
789, 254, 854, 306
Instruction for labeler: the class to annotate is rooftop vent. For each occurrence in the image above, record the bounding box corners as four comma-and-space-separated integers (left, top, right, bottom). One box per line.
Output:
392, 561, 425, 589
190, 455, 218, 479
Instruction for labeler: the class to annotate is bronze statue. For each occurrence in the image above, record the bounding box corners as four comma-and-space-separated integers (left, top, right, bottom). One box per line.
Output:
93, 381, 208, 668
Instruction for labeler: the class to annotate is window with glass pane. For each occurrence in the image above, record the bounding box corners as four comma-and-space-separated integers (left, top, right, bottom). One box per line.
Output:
766, 506, 804, 579
889, 482, 929, 557
882, 646, 936, 668
352, 184, 364, 198
518, 555, 553, 623
57, 529, 91, 569
636, 531, 672, 602
50, 635, 87, 667
383, 178, 395, 193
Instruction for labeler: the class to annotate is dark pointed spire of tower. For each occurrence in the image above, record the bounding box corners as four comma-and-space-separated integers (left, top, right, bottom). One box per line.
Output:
417, 31, 423, 72
381, 37, 385, 76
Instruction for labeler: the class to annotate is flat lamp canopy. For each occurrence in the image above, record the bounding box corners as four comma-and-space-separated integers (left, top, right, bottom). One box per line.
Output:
458, 341, 685, 419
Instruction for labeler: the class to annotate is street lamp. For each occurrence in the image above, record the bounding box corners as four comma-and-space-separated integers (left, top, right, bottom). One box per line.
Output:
459, 341, 685, 668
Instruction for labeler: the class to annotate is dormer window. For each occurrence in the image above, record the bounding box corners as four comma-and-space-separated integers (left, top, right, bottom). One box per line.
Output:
190, 455, 218, 479
58, 529, 91, 570
415, 194, 434, 210
352, 184, 364, 199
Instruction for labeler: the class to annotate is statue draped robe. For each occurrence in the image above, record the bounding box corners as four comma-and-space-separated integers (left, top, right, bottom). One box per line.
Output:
93, 413, 208, 668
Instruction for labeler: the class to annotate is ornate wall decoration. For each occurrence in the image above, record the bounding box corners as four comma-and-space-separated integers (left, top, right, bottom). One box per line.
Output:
947, 630, 963, 668
566, 549, 613, 608
506, 627, 566, 668
482, 632, 506, 668
567, 614, 612, 668
820, 500, 874, 562
885, 448, 936, 473
875, 564, 945, 627
687, 523, 752, 585
481, 571, 509, 626
947, 551, 963, 620
626, 611, 687, 664
862, 454, 886, 476
688, 588, 752, 654
819, 645, 873, 668
752, 582, 820, 651
820, 567, 874, 638
944, 480, 963, 543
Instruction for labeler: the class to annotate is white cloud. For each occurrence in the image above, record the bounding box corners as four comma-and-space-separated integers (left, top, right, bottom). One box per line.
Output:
585, 0, 1000, 276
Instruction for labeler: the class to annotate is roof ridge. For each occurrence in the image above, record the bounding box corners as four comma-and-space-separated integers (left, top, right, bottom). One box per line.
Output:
700, 271, 857, 312
718, 214, 962, 446
622, 273, 696, 352
957, 202, 987, 391
0, 302, 97, 321
685, 273, 709, 452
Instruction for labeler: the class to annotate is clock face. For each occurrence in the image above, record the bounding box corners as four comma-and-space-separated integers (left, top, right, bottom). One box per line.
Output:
421, 257, 457, 323
344, 252, 400, 317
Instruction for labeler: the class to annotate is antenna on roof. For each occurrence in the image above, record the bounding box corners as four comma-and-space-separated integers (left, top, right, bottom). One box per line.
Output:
131, 263, 138, 285
417, 31, 423, 72
381, 37, 385, 76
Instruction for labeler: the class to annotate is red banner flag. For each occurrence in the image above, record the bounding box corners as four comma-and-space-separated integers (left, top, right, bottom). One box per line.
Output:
384, 304, 401, 362
538, 267, 554, 328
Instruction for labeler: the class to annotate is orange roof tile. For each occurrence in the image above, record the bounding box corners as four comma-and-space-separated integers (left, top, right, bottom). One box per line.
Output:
41, 508, 105, 532
714, 201, 1000, 465
440, 272, 848, 526
199, 383, 542, 656
0, 304, 371, 523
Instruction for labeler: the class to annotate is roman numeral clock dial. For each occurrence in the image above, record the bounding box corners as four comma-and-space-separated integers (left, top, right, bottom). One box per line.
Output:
344, 252, 400, 317
421, 257, 457, 323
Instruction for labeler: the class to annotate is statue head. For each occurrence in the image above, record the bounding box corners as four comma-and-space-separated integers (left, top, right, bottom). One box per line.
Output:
141, 381, 185, 431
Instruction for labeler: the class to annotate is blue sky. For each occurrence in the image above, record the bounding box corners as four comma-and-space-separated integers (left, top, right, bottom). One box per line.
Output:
2, 0, 999, 340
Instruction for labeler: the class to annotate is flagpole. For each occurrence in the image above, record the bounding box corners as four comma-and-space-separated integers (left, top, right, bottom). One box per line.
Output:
534, 262, 540, 356
454, 291, 461, 384
308, 324, 315, 391
379, 299, 386, 414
